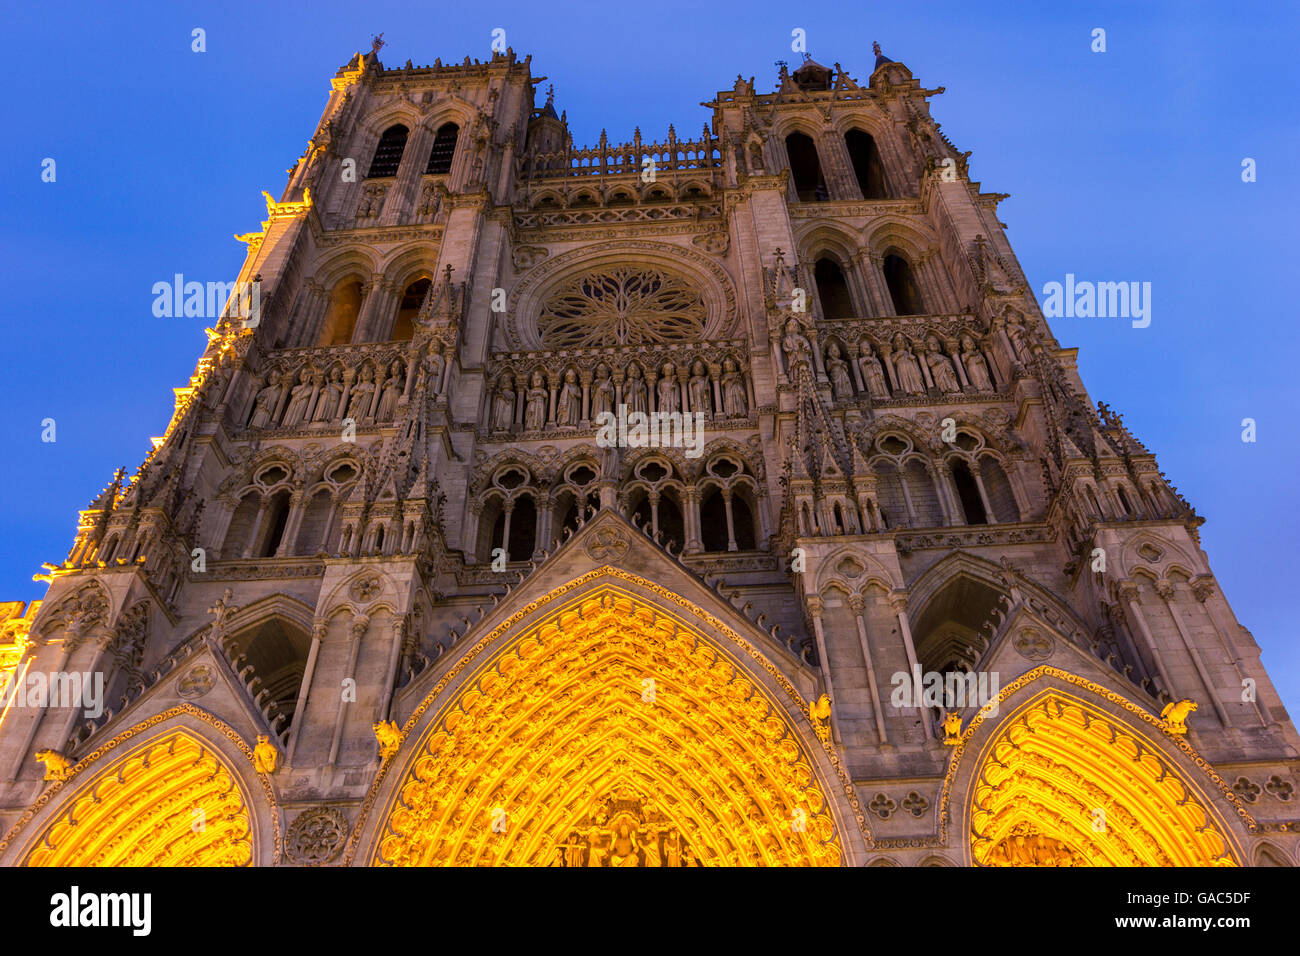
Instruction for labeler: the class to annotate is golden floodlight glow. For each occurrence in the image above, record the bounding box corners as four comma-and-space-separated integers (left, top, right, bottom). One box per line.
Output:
971, 693, 1236, 867
375, 586, 842, 866
25, 731, 254, 867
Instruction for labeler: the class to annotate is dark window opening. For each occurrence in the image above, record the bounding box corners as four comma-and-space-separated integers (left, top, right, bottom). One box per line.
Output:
425, 122, 459, 175
700, 491, 729, 552
507, 497, 537, 560
367, 124, 409, 178
884, 253, 925, 315
845, 129, 888, 199
814, 258, 854, 319
785, 133, 827, 202
260, 491, 292, 557
951, 462, 987, 525
392, 277, 430, 341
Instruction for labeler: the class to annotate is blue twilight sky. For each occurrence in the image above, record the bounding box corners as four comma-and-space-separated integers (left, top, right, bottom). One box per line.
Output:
1, 1, 1297, 713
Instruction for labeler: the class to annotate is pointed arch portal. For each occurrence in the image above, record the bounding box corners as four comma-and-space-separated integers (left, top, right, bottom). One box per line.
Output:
25, 730, 254, 866
970, 692, 1238, 867
374, 579, 844, 866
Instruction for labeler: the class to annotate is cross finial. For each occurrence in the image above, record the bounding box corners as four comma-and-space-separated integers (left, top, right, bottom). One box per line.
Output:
872, 41, 882, 56
371, 33, 385, 55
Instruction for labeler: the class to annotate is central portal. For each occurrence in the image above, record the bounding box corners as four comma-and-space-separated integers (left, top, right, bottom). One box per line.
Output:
371, 574, 844, 866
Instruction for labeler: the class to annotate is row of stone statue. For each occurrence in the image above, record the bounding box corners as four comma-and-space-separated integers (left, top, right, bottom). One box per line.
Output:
782, 319, 997, 401
490, 357, 750, 432
247, 357, 420, 429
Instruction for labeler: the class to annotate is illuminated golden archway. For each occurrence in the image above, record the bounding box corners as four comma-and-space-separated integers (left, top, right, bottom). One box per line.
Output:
25, 730, 254, 867
374, 584, 843, 866
970, 692, 1237, 866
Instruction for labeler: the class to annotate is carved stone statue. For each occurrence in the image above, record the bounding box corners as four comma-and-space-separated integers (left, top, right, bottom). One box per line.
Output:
592, 364, 615, 418
492, 373, 515, 430
423, 350, 445, 395
721, 358, 747, 417
524, 371, 548, 430
625, 364, 648, 417
557, 369, 581, 426
858, 341, 889, 399
781, 317, 812, 373
346, 365, 376, 421
375, 361, 404, 421
961, 333, 993, 390
312, 367, 342, 422
282, 368, 315, 427
657, 363, 680, 414
688, 360, 711, 415
825, 341, 854, 400
925, 335, 960, 393
249, 371, 281, 428
891, 335, 925, 395
253, 734, 278, 774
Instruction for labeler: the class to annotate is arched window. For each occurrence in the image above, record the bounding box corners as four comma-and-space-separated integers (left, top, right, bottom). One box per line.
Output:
730, 495, 757, 549
700, 490, 729, 552
257, 490, 292, 557
785, 132, 827, 202
845, 129, 888, 199
226, 619, 311, 725
902, 460, 943, 527
425, 122, 459, 175
507, 496, 537, 560
980, 458, 1020, 523
1116, 484, 1135, 516
658, 493, 686, 552
295, 490, 334, 555
320, 278, 363, 346
367, 124, 409, 178
814, 257, 854, 319
950, 462, 987, 525
223, 492, 261, 558
883, 252, 925, 316
391, 277, 430, 341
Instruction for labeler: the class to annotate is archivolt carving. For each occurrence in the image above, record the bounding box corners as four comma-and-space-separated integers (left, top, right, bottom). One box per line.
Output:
372, 586, 843, 866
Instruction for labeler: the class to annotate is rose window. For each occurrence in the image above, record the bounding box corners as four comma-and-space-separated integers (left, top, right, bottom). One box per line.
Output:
537, 268, 706, 348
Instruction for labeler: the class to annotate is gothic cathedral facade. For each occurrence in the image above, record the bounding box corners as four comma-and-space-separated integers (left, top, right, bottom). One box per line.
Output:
1, 45, 1296, 867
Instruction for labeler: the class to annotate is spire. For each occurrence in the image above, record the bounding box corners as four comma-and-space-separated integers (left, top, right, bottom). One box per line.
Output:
540, 83, 559, 119
872, 41, 893, 69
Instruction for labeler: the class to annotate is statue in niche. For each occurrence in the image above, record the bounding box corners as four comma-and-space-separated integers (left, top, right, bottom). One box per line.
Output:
492, 373, 516, 430
857, 340, 889, 399
557, 369, 582, 425
721, 358, 747, 417
664, 829, 683, 867
524, 371, 548, 430
375, 361, 404, 421
607, 824, 642, 867
657, 363, 680, 414
346, 365, 376, 421
925, 335, 961, 393
781, 317, 812, 373
282, 367, 315, 427
591, 364, 615, 418
624, 364, 648, 416
961, 333, 994, 390
248, 371, 281, 428
688, 360, 711, 414
313, 367, 344, 422
825, 341, 854, 400
891, 335, 925, 395
423, 350, 445, 395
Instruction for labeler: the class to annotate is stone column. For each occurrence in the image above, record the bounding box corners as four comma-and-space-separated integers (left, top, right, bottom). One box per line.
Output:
1155, 579, 1229, 726
286, 619, 327, 765
805, 595, 843, 745
327, 613, 368, 767
850, 593, 889, 747
890, 592, 933, 739
1117, 580, 1176, 698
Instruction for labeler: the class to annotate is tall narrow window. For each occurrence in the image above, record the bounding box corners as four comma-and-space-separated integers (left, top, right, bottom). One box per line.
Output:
391, 277, 430, 341
320, 278, 363, 346
845, 129, 888, 199
700, 490, 729, 552
507, 496, 537, 560
426, 122, 459, 174
814, 258, 854, 319
367, 124, 409, 178
259, 491, 292, 557
950, 462, 987, 525
785, 133, 827, 201
883, 252, 925, 315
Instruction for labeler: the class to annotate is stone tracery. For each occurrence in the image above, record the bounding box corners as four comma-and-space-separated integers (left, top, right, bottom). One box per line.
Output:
537, 267, 707, 348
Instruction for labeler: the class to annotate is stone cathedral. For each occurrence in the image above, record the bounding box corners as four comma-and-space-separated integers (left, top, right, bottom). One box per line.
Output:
1, 41, 1297, 868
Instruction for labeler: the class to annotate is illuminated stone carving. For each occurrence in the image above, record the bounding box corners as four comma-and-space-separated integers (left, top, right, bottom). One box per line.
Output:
374, 587, 841, 867
971, 694, 1236, 867
25, 731, 254, 867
